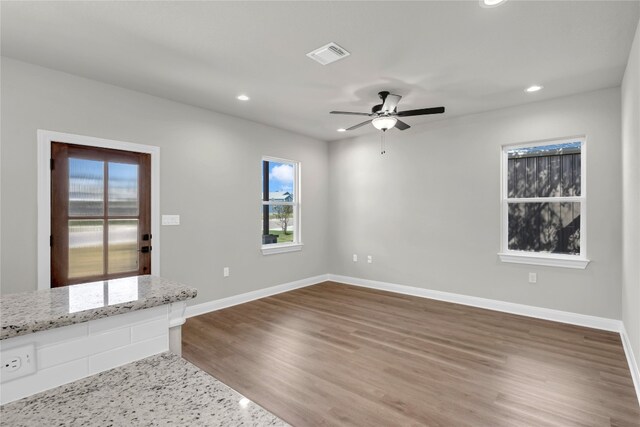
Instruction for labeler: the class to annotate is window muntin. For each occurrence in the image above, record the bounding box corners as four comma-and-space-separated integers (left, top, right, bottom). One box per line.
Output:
501, 138, 586, 264
261, 157, 300, 251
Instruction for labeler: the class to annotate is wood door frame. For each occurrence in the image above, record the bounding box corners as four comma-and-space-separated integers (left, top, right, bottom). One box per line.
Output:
37, 130, 161, 290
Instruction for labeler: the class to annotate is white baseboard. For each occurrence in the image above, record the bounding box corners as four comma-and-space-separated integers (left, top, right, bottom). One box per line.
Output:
184, 274, 329, 318
620, 324, 640, 406
328, 274, 622, 332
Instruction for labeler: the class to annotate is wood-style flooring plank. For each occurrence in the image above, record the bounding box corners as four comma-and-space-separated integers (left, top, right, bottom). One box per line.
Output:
183, 282, 640, 427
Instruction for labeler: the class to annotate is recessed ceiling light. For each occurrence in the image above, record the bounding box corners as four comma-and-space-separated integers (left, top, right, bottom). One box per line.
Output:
239, 397, 250, 408
337, 128, 346, 132
237, 94, 250, 101
525, 85, 543, 93
480, 0, 507, 7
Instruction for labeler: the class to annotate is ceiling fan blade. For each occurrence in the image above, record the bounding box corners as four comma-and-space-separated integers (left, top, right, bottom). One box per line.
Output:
330, 111, 372, 116
394, 119, 410, 130
346, 120, 372, 131
381, 94, 402, 113
397, 106, 445, 117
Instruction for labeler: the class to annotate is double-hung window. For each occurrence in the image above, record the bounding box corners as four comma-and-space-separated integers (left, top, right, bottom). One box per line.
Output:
499, 137, 589, 269
261, 157, 302, 255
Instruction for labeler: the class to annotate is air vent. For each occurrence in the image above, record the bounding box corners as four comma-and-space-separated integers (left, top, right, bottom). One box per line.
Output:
306, 42, 350, 65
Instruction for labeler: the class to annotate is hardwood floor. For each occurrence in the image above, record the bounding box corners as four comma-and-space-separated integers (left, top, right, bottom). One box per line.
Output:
182, 282, 640, 427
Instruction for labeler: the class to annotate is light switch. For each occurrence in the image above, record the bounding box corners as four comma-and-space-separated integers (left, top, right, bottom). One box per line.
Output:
162, 215, 180, 226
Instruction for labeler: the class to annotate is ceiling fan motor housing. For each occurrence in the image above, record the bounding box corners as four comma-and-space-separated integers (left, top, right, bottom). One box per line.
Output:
329, 90, 445, 132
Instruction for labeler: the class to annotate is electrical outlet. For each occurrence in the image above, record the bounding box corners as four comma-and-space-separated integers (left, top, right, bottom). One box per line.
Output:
223, 267, 230, 277
1, 343, 36, 383
352, 254, 358, 262
529, 272, 537, 283
367, 255, 373, 264
4, 357, 21, 372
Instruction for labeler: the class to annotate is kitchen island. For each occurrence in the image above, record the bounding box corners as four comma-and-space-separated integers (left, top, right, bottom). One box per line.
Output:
1, 352, 288, 426
0, 275, 196, 404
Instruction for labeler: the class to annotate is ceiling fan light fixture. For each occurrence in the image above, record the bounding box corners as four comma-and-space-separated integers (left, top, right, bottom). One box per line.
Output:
372, 116, 397, 131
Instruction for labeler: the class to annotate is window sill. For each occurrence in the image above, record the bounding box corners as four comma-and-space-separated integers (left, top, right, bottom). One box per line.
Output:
261, 243, 303, 255
498, 252, 590, 269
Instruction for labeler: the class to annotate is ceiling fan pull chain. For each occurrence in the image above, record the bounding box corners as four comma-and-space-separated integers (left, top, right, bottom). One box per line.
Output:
381, 131, 386, 155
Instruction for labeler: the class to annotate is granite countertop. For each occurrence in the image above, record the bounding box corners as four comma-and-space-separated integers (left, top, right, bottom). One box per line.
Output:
0, 275, 197, 340
0, 352, 289, 426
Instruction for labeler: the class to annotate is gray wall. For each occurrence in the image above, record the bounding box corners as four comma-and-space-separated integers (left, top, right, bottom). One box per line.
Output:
0, 58, 329, 305
329, 87, 622, 319
0, 56, 628, 324
622, 19, 640, 367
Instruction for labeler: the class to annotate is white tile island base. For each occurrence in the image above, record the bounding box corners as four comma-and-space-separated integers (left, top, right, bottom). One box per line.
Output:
1, 302, 188, 404
0, 275, 197, 405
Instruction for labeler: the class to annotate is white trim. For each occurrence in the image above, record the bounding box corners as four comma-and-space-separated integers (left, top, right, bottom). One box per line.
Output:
184, 274, 328, 318
504, 196, 582, 203
327, 274, 621, 332
37, 130, 161, 290
262, 155, 299, 165
498, 252, 590, 269
620, 324, 640, 406
261, 242, 304, 255
262, 201, 295, 206
501, 134, 587, 150
499, 136, 587, 269
168, 301, 187, 328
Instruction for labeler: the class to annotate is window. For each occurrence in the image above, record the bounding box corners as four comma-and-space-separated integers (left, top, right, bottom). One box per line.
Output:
499, 137, 589, 269
261, 157, 302, 255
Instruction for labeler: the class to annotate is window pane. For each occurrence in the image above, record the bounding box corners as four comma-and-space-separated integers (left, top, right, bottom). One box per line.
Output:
508, 202, 580, 254
262, 204, 295, 244
263, 161, 295, 202
69, 220, 104, 278
69, 158, 104, 216
507, 142, 581, 198
108, 219, 138, 274
108, 162, 139, 216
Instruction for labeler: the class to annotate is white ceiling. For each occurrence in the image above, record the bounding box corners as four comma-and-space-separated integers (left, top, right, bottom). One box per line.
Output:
2, 1, 638, 142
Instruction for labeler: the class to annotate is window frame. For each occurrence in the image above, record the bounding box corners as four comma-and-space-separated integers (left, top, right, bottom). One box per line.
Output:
498, 136, 590, 269
261, 156, 302, 255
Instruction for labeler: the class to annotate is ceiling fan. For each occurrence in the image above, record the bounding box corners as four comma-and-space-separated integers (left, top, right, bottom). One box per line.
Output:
331, 91, 445, 132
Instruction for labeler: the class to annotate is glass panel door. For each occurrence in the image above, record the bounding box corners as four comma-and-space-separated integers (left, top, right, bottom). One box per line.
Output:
51, 142, 151, 287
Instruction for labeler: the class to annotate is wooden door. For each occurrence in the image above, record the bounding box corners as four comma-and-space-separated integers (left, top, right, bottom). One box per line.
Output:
51, 142, 151, 287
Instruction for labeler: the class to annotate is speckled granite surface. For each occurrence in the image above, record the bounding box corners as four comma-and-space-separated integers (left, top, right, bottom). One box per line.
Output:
0, 352, 289, 427
1, 275, 197, 340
